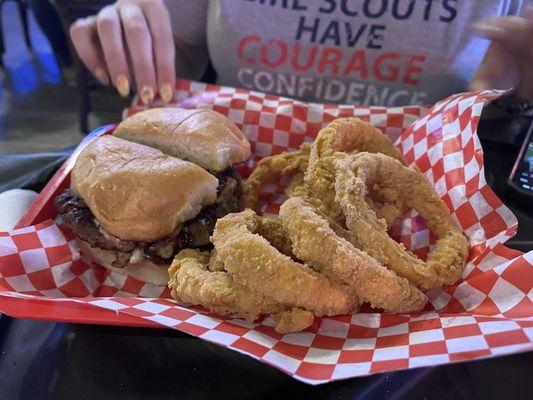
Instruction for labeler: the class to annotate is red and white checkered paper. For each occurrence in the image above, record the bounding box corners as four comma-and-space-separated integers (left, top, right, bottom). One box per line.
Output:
1, 80, 532, 385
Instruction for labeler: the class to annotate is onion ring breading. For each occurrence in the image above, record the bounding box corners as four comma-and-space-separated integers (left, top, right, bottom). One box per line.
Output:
168, 249, 283, 322
255, 216, 295, 257
334, 153, 468, 291
212, 210, 358, 317
280, 197, 427, 313
285, 172, 309, 198
243, 143, 311, 209
208, 249, 225, 272
304, 118, 406, 220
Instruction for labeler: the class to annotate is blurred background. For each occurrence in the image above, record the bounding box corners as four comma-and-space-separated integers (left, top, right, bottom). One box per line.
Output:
0, 0, 129, 155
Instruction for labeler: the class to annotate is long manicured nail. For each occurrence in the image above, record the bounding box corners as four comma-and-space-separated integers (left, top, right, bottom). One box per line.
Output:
140, 85, 154, 105
115, 74, 130, 97
160, 83, 173, 103
94, 67, 109, 86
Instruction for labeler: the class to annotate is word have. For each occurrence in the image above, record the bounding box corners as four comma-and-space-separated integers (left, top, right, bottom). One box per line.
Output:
296, 17, 386, 48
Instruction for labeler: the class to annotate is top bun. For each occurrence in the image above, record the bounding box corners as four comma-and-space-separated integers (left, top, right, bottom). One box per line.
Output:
113, 108, 251, 172
71, 136, 218, 242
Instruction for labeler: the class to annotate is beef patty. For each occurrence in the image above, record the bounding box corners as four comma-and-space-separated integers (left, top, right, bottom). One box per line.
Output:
55, 167, 242, 266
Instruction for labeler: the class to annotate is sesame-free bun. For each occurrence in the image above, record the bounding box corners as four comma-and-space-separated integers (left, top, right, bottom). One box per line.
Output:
77, 239, 169, 285
71, 136, 218, 242
113, 108, 251, 172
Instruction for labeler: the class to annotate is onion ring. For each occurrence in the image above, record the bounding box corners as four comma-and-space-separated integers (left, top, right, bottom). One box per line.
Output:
243, 143, 311, 209
168, 249, 282, 321
279, 197, 427, 313
212, 210, 357, 316
304, 118, 406, 221
334, 153, 468, 291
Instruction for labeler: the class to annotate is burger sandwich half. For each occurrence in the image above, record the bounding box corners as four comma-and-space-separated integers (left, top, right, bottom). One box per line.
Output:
54, 108, 251, 285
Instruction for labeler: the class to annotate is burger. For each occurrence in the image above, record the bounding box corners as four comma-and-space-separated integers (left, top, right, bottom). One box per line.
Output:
54, 108, 251, 285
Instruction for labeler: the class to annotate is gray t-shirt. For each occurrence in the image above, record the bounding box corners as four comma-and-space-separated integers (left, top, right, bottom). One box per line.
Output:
165, 0, 527, 106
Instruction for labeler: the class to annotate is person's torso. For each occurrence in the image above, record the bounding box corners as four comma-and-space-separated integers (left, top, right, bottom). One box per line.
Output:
205, 0, 523, 105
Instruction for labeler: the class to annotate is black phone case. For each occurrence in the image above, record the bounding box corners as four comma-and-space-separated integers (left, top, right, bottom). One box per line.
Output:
508, 121, 533, 207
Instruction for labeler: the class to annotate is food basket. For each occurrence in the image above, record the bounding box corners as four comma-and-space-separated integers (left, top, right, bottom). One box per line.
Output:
1, 79, 531, 384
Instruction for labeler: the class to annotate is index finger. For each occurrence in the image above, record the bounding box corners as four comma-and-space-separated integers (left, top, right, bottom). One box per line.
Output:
69, 16, 109, 85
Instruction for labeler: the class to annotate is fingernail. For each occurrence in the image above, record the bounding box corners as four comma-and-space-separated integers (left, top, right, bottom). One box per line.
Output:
115, 74, 130, 97
140, 85, 154, 105
94, 67, 109, 86
473, 23, 505, 35
160, 83, 173, 103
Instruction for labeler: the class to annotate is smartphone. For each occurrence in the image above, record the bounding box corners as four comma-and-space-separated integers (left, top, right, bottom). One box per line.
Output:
508, 122, 533, 205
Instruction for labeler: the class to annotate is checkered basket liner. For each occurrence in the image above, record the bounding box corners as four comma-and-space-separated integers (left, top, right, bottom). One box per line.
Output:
1, 80, 532, 385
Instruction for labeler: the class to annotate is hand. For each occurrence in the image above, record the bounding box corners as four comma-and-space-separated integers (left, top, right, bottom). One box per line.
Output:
470, 7, 533, 100
69, 0, 175, 104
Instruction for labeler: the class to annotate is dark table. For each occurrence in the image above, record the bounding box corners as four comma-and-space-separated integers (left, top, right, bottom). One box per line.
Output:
0, 107, 532, 400
0, 317, 532, 400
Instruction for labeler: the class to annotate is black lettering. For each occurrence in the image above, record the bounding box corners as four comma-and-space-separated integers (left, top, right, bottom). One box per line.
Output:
319, 0, 336, 13
252, 0, 306, 8
320, 20, 341, 46
293, 0, 307, 10
362, 0, 388, 19
367, 24, 385, 49
440, 0, 458, 22
423, 0, 433, 20
296, 16, 319, 42
392, 0, 415, 20
340, 0, 359, 16
345, 23, 367, 47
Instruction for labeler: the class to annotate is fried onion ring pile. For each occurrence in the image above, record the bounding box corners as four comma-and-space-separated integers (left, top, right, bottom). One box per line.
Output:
211, 210, 357, 317
168, 211, 357, 333
167, 117, 468, 333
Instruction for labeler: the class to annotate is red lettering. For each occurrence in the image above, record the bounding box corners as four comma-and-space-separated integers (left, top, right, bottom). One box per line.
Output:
318, 48, 342, 75
343, 50, 368, 79
237, 35, 260, 65
403, 55, 426, 85
372, 53, 400, 82
260, 39, 288, 68
291, 43, 318, 72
